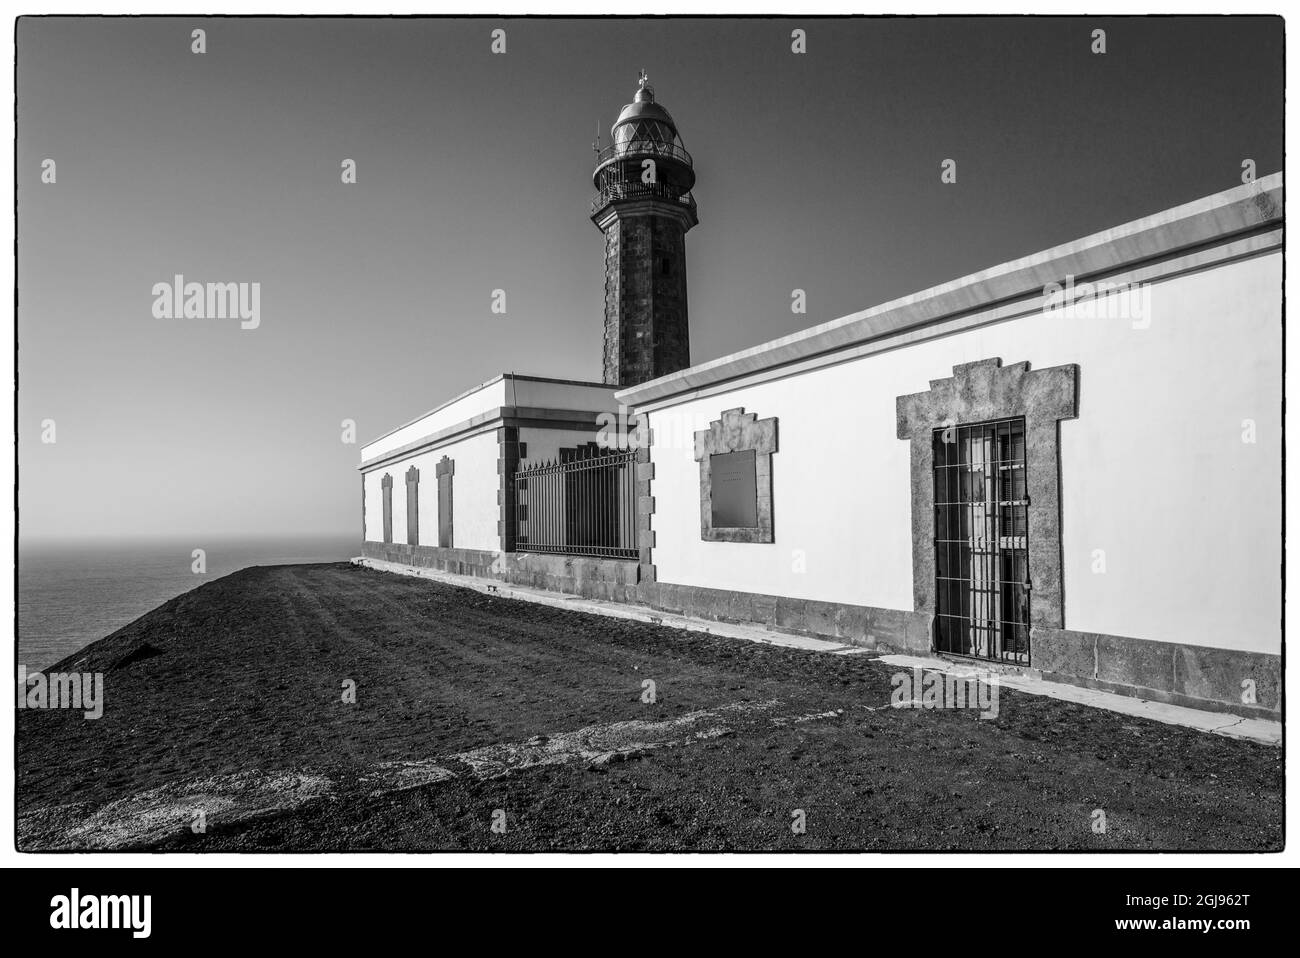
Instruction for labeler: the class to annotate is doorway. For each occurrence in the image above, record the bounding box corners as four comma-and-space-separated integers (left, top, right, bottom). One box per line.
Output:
932, 418, 1030, 664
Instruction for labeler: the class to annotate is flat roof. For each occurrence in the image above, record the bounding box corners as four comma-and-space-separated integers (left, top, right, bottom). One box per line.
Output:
615, 172, 1284, 408
361, 372, 616, 449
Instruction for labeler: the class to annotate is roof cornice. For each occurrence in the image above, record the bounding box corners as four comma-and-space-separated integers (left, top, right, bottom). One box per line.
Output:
615, 173, 1283, 409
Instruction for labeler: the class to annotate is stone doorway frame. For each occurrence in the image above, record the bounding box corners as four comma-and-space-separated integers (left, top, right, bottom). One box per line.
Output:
896, 359, 1078, 647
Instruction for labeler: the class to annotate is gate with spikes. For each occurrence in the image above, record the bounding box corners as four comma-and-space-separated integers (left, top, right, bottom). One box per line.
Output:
514, 445, 638, 559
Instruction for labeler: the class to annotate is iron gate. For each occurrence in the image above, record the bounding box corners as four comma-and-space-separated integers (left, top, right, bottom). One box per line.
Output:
514, 448, 638, 559
933, 418, 1031, 664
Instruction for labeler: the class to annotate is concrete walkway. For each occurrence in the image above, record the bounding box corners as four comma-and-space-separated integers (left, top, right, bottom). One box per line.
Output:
876, 653, 1280, 746
354, 556, 1281, 747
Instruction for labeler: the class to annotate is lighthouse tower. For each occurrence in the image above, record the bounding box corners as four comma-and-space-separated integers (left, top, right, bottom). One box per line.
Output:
592, 72, 698, 388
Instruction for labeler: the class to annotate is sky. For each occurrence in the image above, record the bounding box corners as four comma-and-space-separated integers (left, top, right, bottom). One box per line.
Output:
16, 16, 1284, 541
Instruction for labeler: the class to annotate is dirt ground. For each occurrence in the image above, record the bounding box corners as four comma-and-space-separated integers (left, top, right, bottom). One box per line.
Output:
16, 562, 1283, 852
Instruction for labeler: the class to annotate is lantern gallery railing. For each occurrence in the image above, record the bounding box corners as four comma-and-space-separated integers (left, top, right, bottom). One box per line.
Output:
594, 139, 693, 170
591, 180, 697, 214
514, 449, 638, 560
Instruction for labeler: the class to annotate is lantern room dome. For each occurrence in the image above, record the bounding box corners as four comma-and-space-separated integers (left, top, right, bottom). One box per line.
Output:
607, 75, 688, 156
612, 83, 678, 138
592, 72, 697, 204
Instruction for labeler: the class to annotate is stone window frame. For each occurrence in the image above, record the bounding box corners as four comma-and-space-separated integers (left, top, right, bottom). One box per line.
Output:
896, 358, 1078, 640
436, 456, 455, 549
693, 407, 778, 544
405, 465, 420, 546
380, 473, 393, 544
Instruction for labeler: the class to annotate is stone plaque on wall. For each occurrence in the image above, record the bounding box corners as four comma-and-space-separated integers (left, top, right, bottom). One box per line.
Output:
693, 407, 777, 543
709, 450, 757, 528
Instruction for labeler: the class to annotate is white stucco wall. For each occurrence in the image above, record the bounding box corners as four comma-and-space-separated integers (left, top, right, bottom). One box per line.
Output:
361, 379, 508, 463
518, 426, 609, 465
360, 377, 619, 553
510, 379, 620, 412
362, 377, 618, 464
363, 429, 501, 552
644, 251, 1281, 654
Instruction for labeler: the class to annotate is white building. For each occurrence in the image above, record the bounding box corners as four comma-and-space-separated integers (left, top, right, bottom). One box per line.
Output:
360, 80, 1281, 721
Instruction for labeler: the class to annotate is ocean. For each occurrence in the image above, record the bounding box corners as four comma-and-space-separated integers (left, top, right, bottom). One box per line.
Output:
17, 535, 358, 670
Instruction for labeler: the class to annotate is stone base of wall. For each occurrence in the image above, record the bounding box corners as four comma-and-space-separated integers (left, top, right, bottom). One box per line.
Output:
642, 590, 1279, 720
358, 541, 1280, 720
361, 541, 928, 653
360, 541, 640, 603
636, 579, 933, 655
1033, 627, 1279, 722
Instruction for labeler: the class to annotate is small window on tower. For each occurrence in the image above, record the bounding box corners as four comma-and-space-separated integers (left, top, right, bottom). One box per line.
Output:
660, 257, 672, 276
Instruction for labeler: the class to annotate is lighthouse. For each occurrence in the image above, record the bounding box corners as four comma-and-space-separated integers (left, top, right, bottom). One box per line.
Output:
592, 72, 698, 388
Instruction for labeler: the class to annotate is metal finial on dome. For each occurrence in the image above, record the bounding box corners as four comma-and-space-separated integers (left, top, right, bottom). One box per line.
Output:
635, 69, 654, 102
